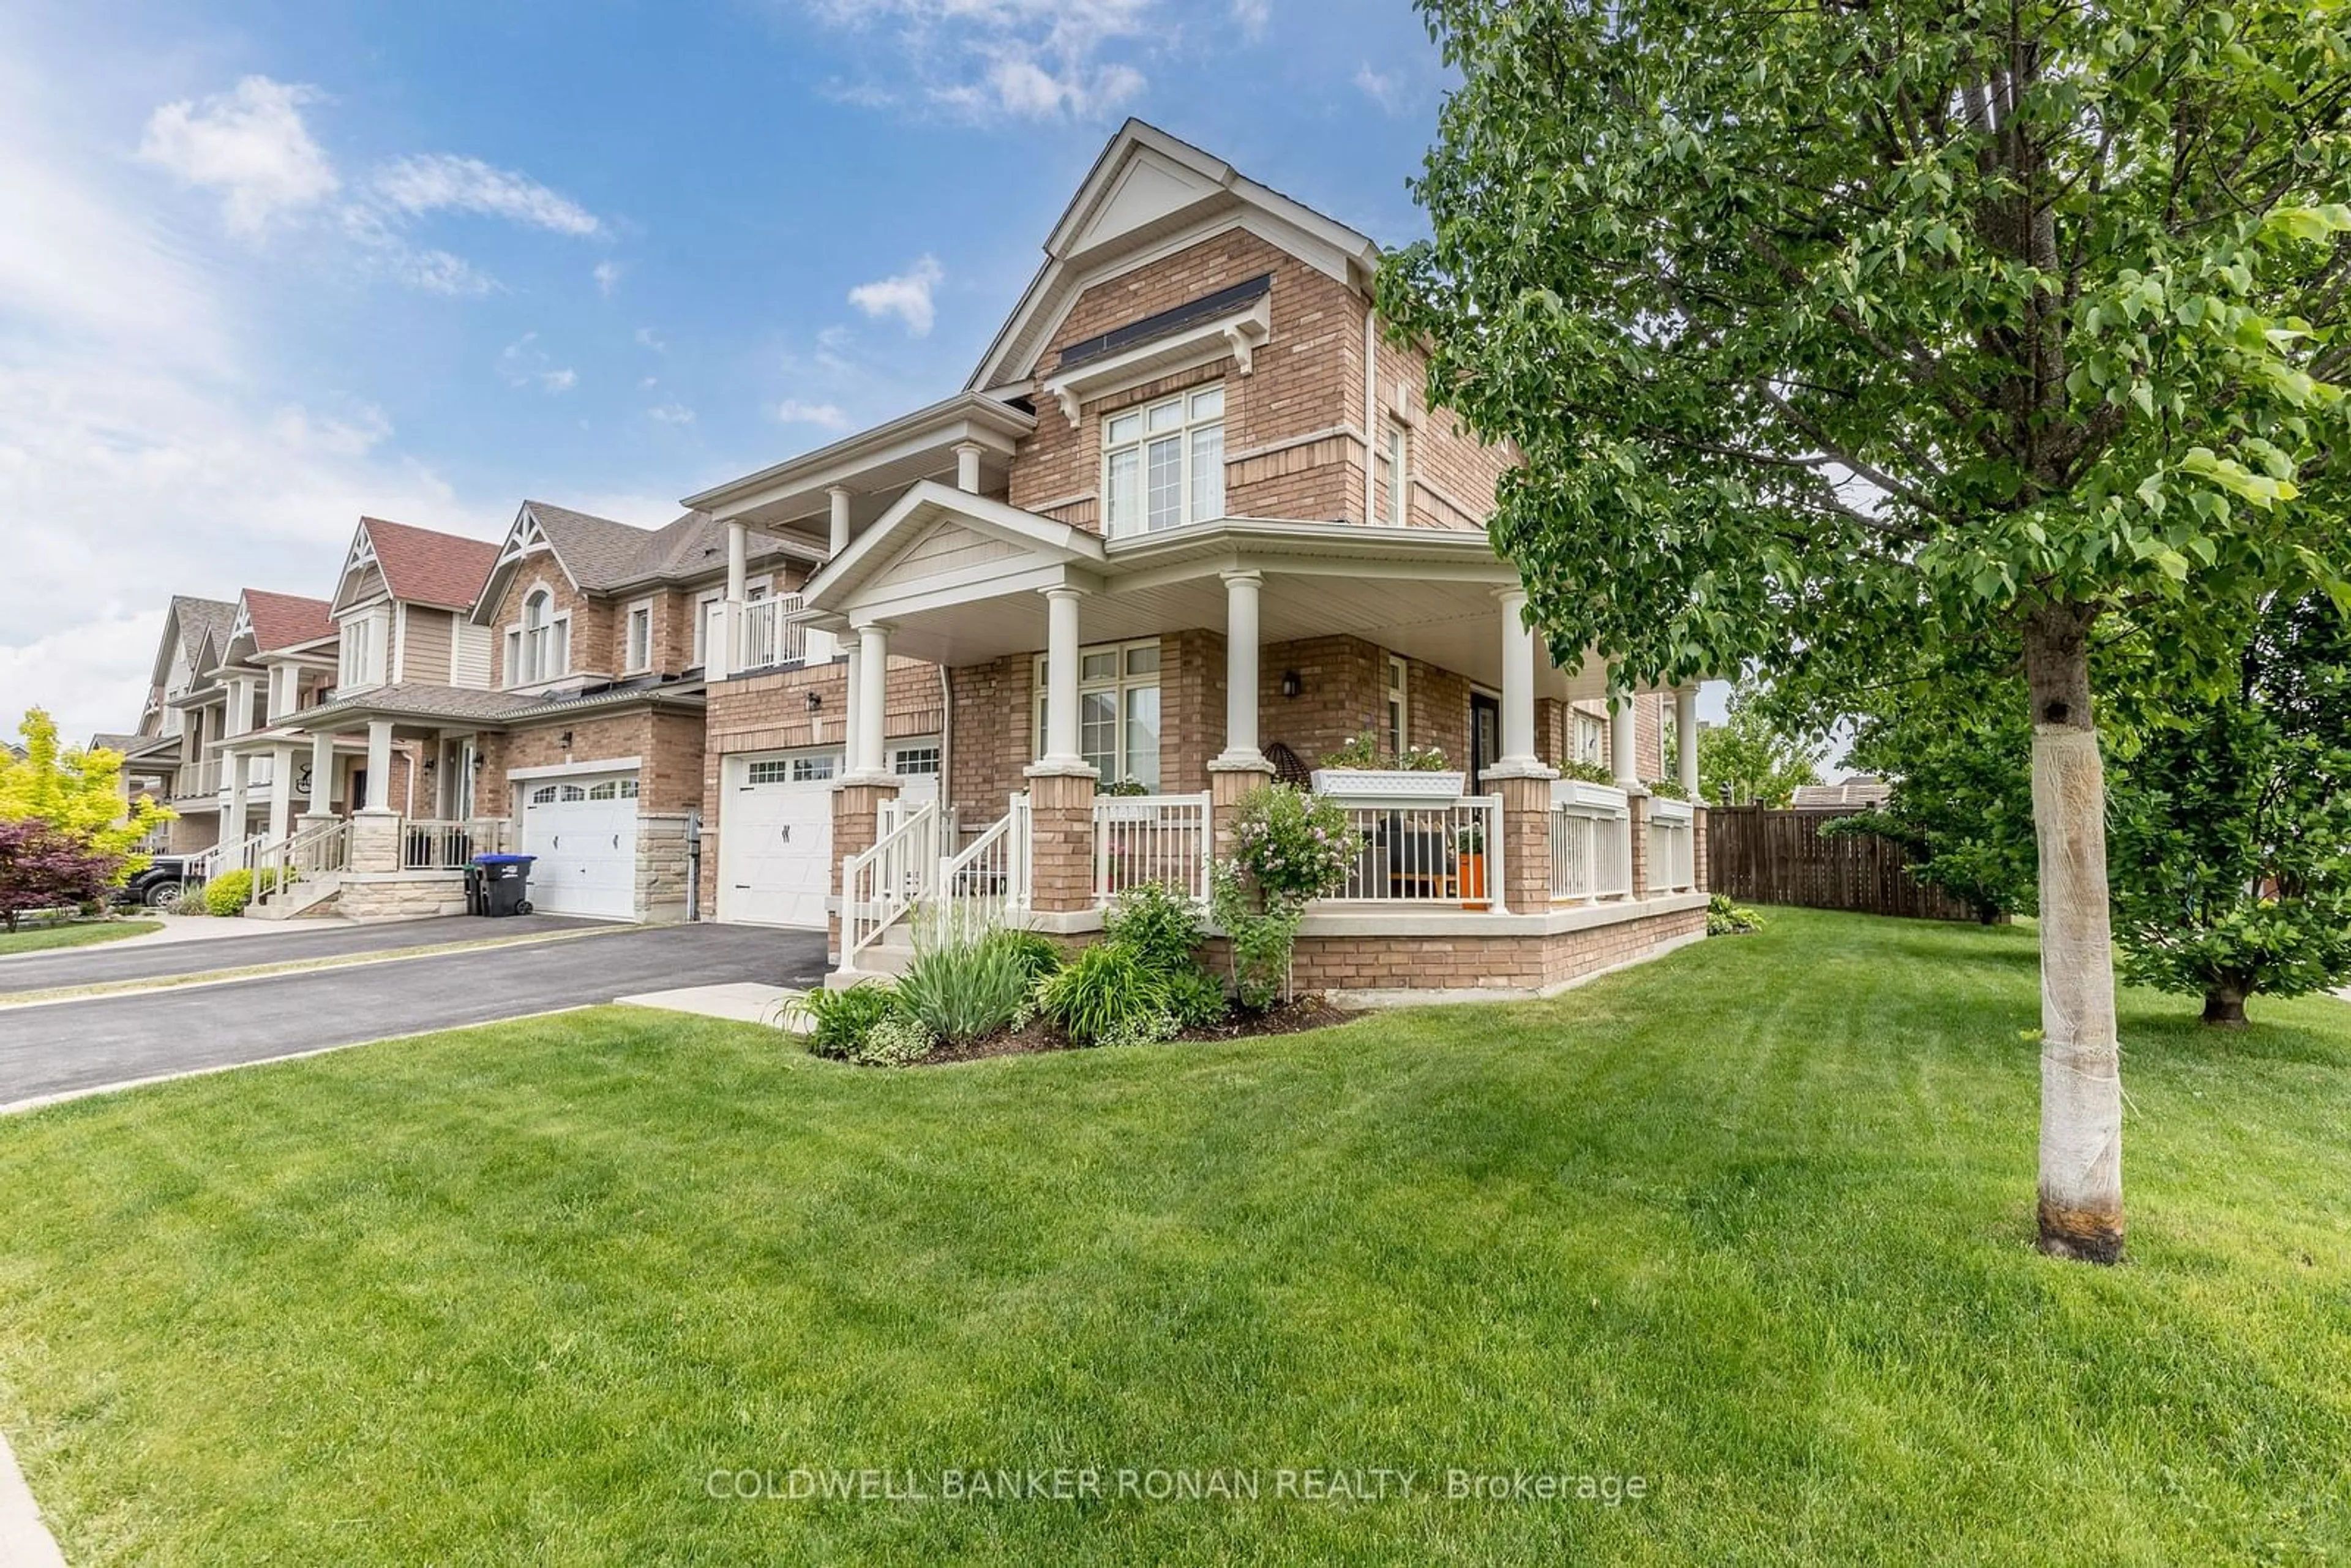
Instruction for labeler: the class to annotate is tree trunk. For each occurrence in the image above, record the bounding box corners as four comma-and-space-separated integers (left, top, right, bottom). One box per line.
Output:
2022, 603, 2124, 1264
2201, 980, 2250, 1028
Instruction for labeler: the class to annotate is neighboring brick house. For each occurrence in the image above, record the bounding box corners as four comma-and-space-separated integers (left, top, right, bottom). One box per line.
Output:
680, 119, 1709, 997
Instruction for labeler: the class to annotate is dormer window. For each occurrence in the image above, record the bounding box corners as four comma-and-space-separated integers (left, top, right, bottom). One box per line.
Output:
1102, 385, 1223, 537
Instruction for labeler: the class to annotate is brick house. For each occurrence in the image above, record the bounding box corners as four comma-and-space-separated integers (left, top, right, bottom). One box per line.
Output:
678, 120, 1711, 998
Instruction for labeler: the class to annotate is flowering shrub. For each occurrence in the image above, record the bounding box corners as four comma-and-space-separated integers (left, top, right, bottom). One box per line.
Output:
1228, 784, 1355, 907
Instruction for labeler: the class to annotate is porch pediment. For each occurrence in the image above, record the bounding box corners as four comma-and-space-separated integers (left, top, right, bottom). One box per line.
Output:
803, 481, 1104, 621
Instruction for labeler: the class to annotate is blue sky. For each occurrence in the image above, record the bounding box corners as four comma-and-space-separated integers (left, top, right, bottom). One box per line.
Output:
1, 1, 1456, 746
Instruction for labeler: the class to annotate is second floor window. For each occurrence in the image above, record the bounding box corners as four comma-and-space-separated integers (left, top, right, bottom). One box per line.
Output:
516, 590, 568, 685
1103, 385, 1223, 536
1381, 420, 1411, 527
624, 602, 653, 673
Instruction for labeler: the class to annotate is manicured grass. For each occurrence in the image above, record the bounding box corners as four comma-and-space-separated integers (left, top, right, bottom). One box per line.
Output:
0, 910, 2345, 1565
0, 920, 159, 957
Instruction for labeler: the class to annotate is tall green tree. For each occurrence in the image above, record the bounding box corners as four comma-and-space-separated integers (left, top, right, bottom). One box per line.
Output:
1698, 687, 1823, 807
2110, 593, 2351, 1024
1381, 0, 2351, 1261
0, 709, 171, 875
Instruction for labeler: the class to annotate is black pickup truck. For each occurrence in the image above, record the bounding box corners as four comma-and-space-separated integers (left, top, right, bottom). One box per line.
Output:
116, 853, 198, 909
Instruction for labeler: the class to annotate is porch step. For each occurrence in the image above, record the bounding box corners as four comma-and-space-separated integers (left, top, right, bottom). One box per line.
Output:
249, 874, 343, 921
834, 923, 915, 983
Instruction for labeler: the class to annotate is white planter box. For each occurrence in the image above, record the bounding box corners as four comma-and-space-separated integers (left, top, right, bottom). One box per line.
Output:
1647, 795, 1695, 823
1311, 768, 1467, 803
1551, 779, 1629, 814
1097, 800, 1160, 823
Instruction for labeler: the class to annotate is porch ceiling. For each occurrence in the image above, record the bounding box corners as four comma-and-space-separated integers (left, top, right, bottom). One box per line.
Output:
831, 512, 1631, 701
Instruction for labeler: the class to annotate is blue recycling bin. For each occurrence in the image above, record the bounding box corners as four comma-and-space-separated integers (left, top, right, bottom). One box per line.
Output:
470, 853, 536, 917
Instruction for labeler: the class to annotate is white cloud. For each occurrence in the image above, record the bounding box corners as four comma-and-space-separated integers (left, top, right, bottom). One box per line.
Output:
1232, 0, 1270, 39
498, 333, 576, 393
634, 326, 666, 352
1354, 62, 1403, 114
777, 399, 852, 431
137, 75, 339, 236
847, 255, 944, 336
647, 400, 696, 426
593, 260, 624, 295
804, 0, 1156, 121
372, 153, 602, 236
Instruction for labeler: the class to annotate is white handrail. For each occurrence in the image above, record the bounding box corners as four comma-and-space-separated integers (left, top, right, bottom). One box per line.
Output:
939, 797, 1027, 921
1093, 790, 1212, 904
189, 831, 267, 883
842, 800, 937, 969
257, 819, 351, 903
737, 593, 807, 672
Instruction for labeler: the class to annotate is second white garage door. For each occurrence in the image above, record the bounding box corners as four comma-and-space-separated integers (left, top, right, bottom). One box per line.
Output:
718, 751, 838, 928
519, 772, 640, 921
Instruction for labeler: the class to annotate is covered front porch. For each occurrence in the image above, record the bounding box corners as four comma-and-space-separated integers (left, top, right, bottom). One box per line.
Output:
781, 481, 1709, 994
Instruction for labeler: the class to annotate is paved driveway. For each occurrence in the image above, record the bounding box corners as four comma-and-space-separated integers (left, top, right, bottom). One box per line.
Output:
0, 914, 605, 994
0, 923, 830, 1108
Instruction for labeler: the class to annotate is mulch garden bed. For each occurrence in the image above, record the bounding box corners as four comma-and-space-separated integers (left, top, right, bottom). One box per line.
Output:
915, 995, 1363, 1067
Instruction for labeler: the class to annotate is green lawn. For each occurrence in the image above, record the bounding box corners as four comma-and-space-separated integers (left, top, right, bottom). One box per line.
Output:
0, 920, 159, 957
0, 909, 2345, 1565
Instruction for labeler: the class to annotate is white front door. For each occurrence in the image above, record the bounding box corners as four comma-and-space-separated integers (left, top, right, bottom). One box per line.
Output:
519, 772, 640, 920
718, 751, 839, 928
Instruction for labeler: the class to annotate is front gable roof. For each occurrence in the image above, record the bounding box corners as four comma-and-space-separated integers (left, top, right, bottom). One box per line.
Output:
969, 119, 1381, 394
801, 481, 1104, 618
149, 595, 237, 689
474, 501, 819, 625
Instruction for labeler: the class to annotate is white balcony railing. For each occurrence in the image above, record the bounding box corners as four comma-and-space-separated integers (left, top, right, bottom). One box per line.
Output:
173, 757, 223, 798
401, 819, 509, 871
1327, 796, 1503, 906
1647, 797, 1696, 893
737, 594, 807, 673
1093, 791, 1211, 905
1550, 781, 1633, 902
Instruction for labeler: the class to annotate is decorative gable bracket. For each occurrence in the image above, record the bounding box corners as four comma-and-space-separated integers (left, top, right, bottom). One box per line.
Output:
1043, 291, 1271, 429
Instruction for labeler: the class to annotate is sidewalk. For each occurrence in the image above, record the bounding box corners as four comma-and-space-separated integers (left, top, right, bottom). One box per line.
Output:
0, 1427, 66, 1568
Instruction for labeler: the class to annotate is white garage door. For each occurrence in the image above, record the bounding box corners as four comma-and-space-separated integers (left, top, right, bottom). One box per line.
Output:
520, 772, 640, 921
719, 751, 839, 928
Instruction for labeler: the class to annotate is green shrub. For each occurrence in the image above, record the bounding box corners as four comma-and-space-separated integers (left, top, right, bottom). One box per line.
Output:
784, 982, 899, 1060
1708, 893, 1766, 935
997, 929, 1063, 987
202, 869, 255, 917
896, 920, 1034, 1045
1037, 941, 1173, 1047
1646, 776, 1692, 801
1161, 965, 1231, 1030
1103, 881, 1201, 977
1558, 757, 1616, 784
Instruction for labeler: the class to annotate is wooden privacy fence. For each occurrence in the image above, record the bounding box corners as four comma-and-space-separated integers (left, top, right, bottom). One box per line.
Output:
1706, 806, 1987, 922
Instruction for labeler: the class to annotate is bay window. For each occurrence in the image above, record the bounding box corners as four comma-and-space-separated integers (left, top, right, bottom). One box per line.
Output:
1102, 386, 1223, 536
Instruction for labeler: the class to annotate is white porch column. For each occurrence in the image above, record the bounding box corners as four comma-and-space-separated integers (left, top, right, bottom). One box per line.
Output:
842, 643, 863, 764
1610, 683, 1640, 789
1676, 684, 1701, 798
1495, 586, 1539, 772
953, 441, 986, 493
226, 752, 250, 841
851, 621, 891, 777
362, 718, 395, 813
1039, 586, 1086, 770
268, 743, 296, 841
1215, 570, 1265, 766
305, 730, 336, 821
225, 677, 253, 739
827, 486, 853, 557
726, 520, 748, 601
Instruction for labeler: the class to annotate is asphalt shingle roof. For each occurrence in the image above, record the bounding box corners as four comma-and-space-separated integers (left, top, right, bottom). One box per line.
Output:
522, 502, 808, 593
170, 595, 238, 660
241, 588, 336, 651
360, 518, 501, 610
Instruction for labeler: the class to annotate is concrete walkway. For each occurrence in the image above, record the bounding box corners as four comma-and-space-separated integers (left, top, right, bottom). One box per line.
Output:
0, 1427, 66, 1568
618, 981, 808, 1029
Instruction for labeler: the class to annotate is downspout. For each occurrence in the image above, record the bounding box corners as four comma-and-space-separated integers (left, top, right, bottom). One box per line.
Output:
1363, 302, 1378, 525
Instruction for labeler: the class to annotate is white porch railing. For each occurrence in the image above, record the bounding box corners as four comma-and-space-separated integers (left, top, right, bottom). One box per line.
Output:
1550, 787, 1634, 902
939, 796, 1030, 920
737, 594, 807, 672
188, 831, 266, 883
842, 800, 938, 968
1093, 791, 1211, 904
174, 757, 223, 798
1327, 797, 1503, 906
402, 819, 509, 871
257, 819, 351, 903
1648, 797, 1696, 893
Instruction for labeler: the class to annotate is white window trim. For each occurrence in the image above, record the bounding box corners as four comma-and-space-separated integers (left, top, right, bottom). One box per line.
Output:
506, 582, 572, 689
691, 588, 723, 670
623, 598, 655, 675
1033, 638, 1161, 788
1101, 385, 1225, 538
1382, 420, 1411, 528
1385, 655, 1409, 759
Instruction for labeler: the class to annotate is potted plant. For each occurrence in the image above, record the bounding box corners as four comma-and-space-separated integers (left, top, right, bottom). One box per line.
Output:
1553, 757, 1629, 812
1455, 819, 1490, 910
1310, 732, 1466, 803
1644, 777, 1697, 820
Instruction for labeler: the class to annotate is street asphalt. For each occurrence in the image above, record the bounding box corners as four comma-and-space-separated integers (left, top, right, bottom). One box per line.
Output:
0, 922, 831, 1108
0, 913, 605, 994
